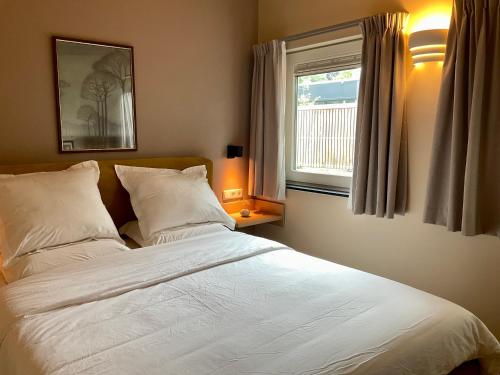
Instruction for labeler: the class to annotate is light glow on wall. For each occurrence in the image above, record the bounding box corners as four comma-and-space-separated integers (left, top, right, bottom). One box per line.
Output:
407, 4, 452, 34
411, 13, 451, 33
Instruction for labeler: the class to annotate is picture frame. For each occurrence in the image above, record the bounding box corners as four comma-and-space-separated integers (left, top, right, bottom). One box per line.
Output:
53, 37, 138, 153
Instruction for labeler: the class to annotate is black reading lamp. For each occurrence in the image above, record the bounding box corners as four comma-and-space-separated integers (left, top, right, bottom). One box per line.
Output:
227, 145, 243, 159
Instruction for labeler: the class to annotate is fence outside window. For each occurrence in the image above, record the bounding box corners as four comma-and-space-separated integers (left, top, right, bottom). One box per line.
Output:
295, 103, 357, 176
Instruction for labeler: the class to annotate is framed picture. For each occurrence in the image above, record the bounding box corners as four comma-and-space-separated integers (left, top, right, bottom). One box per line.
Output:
53, 37, 137, 152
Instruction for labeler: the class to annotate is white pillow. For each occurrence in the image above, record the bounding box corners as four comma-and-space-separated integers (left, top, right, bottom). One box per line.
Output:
0, 161, 122, 267
115, 164, 235, 239
2, 239, 129, 283
120, 220, 229, 247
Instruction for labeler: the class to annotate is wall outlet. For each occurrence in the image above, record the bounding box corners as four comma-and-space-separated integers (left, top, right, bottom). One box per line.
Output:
223, 188, 243, 202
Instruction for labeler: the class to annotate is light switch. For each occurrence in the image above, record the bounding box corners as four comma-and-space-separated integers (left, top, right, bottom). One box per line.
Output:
223, 188, 243, 201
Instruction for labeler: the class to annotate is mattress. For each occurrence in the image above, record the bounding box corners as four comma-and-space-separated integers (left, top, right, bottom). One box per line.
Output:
0, 231, 499, 375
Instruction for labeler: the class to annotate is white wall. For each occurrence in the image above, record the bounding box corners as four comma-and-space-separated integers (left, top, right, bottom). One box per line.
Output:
257, 0, 500, 339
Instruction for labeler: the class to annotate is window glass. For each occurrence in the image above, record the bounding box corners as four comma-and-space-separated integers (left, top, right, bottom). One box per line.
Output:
295, 67, 360, 177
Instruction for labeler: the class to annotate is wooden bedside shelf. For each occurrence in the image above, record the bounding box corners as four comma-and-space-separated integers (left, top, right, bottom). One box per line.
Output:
230, 211, 282, 228
224, 198, 285, 229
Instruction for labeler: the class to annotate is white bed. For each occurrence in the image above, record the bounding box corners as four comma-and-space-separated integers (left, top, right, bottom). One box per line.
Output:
0, 157, 499, 375
1, 230, 499, 375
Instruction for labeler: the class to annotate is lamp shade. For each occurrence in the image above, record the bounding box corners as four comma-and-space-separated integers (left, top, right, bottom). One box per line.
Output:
409, 29, 448, 64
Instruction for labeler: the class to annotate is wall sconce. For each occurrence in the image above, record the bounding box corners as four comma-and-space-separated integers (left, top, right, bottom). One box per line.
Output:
227, 145, 243, 159
409, 29, 448, 65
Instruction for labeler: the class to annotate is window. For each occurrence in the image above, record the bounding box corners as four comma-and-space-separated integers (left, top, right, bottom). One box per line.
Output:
285, 38, 362, 191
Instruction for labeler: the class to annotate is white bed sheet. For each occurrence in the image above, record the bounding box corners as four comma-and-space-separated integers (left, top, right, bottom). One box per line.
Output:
0, 231, 498, 375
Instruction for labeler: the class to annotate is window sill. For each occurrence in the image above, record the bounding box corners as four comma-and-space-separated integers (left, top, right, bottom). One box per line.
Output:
286, 181, 349, 198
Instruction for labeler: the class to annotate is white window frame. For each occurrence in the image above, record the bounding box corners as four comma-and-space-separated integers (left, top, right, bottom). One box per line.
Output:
285, 36, 363, 189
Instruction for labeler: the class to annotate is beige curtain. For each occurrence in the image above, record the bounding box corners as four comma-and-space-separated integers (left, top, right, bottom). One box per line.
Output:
350, 13, 408, 218
424, 0, 500, 237
248, 40, 286, 201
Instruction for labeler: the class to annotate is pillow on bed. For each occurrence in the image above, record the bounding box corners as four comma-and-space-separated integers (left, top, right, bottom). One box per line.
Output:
2, 239, 129, 283
0, 161, 122, 267
115, 164, 235, 239
120, 220, 229, 247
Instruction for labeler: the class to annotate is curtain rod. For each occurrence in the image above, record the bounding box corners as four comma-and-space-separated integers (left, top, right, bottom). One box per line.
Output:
280, 17, 365, 43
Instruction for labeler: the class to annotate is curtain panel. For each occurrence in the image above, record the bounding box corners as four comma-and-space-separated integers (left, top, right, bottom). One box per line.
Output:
424, 0, 500, 237
248, 40, 286, 201
350, 13, 408, 218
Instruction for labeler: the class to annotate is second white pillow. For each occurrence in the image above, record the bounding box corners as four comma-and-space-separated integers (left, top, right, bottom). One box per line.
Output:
115, 164, 235, 239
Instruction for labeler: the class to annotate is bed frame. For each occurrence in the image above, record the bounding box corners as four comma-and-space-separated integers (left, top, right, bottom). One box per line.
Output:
0, 156, 213, 229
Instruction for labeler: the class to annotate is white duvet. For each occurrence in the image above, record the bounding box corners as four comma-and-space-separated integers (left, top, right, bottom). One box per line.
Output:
0, 231, 499, 375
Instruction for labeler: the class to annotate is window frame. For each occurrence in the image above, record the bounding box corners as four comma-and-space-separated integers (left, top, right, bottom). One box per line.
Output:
285, 36, 363, 190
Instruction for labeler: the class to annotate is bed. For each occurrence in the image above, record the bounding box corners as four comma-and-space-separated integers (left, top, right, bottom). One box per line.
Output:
0, 157, 498, 375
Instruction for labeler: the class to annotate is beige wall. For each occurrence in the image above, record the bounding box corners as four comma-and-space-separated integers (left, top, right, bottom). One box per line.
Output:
257, 0, 500, 338
0, 0, 257, 198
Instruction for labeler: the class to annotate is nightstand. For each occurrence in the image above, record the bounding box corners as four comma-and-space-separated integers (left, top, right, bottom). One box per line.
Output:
224, 198, 285, 230
230, 210, 282, 229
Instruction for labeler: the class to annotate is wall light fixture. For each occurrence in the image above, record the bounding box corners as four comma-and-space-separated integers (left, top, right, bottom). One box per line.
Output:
227, 145, 243, 159
409, 29, 448, 65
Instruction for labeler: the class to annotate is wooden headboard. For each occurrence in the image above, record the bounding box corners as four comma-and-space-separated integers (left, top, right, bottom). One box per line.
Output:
0, 157, 213, 228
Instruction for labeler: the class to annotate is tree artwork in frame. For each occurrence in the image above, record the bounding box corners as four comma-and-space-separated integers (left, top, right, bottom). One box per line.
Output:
53, 37, 137, 152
